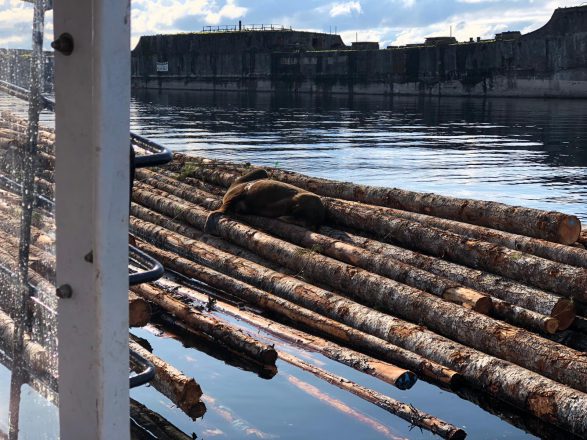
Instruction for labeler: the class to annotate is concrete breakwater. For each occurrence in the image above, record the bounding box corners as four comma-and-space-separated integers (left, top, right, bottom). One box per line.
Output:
131, 5, 587, 98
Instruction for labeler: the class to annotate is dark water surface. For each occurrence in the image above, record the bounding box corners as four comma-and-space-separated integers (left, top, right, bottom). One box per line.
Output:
128, 90, 587, 440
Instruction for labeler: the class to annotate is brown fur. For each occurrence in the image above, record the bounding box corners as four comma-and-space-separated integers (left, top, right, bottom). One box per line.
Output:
206, 175, 325, 232
228, 168, 269, 188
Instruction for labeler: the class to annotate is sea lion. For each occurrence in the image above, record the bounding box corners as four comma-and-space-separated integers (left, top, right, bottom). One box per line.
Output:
228, 168, 269, 188
205, 172, 325, 233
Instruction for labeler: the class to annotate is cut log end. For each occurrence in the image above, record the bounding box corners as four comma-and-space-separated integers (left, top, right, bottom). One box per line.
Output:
395, 371, 418, 390
443, 287, 492, 315
551, 298, 576, 331
447, 428, 467, 440
544, 318, 559, 335
558, 216, 581, 245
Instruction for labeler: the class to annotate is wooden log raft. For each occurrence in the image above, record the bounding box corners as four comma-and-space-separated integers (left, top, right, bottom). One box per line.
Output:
0, 308, 56, 384
130, 220, 587, 437
135, 170, 576, 331
138, 241, 456, 387
322, 226, 576, 331
236, 215, 561, 334
131, 283, 277, 366
172, 153, 582, 244
279, 352, 466, 440
156, 162, 587, 301
136, 180, 491, 312
129, 339, 205, 418
129, 194, 587, 392
324, 197, 587, 301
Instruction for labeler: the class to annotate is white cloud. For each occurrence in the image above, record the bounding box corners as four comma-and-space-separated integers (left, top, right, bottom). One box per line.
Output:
329, 1, 362, 17
131, 0, 247, 47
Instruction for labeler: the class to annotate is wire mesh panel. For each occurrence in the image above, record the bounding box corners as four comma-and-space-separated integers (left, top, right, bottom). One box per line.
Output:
0, 1, 59, 438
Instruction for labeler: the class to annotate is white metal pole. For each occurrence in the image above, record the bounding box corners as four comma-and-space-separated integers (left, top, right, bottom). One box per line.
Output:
54, 0, 130, 439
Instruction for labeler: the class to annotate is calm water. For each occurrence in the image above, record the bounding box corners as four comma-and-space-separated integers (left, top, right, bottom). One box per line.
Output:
1, 90, 586, 439
127, 90, 587, 440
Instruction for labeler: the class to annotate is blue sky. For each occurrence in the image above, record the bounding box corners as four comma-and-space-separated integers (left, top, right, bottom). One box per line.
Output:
0, 0, 583, 49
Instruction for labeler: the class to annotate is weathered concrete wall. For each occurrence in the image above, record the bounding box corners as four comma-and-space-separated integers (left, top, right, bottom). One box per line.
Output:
132, 6, 587, 98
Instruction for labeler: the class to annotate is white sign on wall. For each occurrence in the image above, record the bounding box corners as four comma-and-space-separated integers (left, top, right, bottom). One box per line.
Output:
156, 62, 169, 72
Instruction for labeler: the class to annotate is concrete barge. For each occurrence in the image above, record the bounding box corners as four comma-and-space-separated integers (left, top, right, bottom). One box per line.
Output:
131, 5, 587, 98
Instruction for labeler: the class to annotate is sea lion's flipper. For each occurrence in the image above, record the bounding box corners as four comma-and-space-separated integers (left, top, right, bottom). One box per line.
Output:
204, 210, 224, 235
229, 169, 269, 188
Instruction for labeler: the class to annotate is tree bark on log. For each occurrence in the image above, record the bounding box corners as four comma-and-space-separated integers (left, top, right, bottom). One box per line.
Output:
131, 283, 277, 366
0, 308, 56, 383
322, 226, 576, 330
173, 153, 582, 244
324, 197, 587, 301
129, 292, 151, 328
241, 214, 492, 313
279, 351, 466, 440
129, 192, 587, 390
129, 217, 587, 438
131, 202, 288, 274
134, 171, 576, 331
138, 240, 458, 387
129, 338, 204, 417
134, 179, 491, 312
136, 169, 220, 210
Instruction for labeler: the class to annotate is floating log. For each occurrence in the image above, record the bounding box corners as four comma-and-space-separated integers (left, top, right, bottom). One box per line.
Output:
0, 308, 55, 383
324, 197, 587, 301
129, 292, 151, 328
135, 172, 575, 332
139, 240, 459, 387
323, 227, 576, 330
240, 218, 558, 333
129, 338, 205, 418
130, 398, 194, 440
129, 192, 587, 390
134, 176, 491, 313
280, 351, 466, 439
172, 153, 582, 244
130, 219, 587, 437
131, 283, 277, 366
151, 277, 418, 391
241, 214, 491, 312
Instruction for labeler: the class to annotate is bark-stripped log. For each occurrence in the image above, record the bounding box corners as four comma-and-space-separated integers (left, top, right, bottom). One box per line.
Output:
129, 292, 151, 328
235, 221, 559, 333
324, 197, 587, 301
131, 202, 287, 274
172, 153, 582, 244
131, 283, 277, 365
240, 215, 492, 312
322, 227, 576, 330
0, 308, 56, 383
129, 192, 587, 391
137, 177, 491, 312
129, 338, 204, 417
136, 172, 576, 330
130, 398, 196, 440
139, 241, 457, 387
280, 352, 466, 440
129, 218, 587, 438
136, 169, 220, 209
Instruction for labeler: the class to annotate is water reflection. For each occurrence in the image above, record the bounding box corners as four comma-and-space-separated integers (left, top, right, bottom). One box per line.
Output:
131, 90, 587, 220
